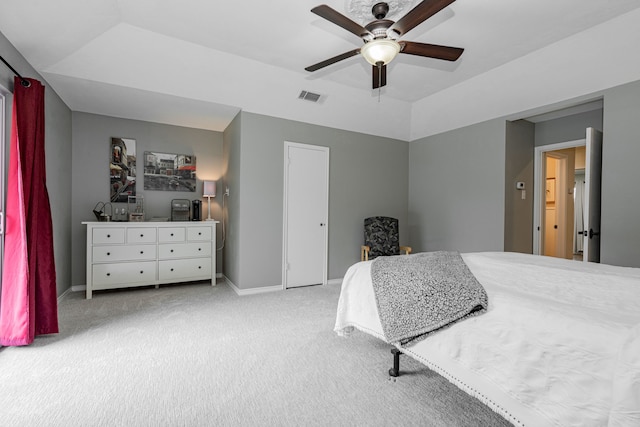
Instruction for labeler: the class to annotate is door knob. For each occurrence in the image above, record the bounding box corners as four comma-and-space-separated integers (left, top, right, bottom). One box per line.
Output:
589, 228, 600, 239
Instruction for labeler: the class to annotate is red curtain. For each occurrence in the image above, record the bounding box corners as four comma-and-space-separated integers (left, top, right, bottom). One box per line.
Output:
0, 77, 58, 346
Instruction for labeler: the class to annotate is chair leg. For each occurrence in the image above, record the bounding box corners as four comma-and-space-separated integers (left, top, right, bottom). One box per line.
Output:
389, 347, 401, 377
360, 245, 370, 262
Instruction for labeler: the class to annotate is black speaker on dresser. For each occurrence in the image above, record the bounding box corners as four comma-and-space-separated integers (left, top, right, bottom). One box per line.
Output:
192, 200, 202, 221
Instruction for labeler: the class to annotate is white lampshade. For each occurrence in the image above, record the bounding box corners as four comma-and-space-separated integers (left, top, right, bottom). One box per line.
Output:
203, 181, 216, 197
360, 39, 401, 66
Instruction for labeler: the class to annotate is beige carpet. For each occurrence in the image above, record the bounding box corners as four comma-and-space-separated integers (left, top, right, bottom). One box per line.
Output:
0, 281, 512, 426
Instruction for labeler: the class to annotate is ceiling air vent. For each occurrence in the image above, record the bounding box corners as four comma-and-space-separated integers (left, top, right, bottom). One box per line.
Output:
298, 90, 322, 103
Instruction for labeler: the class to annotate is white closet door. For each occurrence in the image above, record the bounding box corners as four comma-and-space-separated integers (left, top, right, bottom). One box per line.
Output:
583, 127, 603, 263
283, 142, 329, 288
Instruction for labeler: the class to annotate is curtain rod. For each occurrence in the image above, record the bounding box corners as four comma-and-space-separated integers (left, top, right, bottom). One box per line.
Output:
0, 55, 31, 87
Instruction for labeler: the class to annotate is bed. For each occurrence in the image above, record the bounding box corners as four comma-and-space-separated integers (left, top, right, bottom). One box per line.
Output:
334, 251, 640, 426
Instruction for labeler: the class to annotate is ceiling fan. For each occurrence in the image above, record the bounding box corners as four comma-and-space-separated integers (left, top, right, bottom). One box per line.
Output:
305, 0, 464, 89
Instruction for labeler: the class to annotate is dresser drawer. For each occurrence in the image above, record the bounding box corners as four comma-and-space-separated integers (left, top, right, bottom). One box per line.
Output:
127, 228, 157, 244
93, 228, 125, 245
92, 261, 157, 287
159, 258, 211, 281
159, 242, 211, 259
93, 244, 157, 263
158, 227, 186, 243
187, 226, 212, 241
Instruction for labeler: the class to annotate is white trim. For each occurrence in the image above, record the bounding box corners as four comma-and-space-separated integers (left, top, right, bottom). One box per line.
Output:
533, 139, 585, 255
57, 287, 73, 302
224, 275, 282, 296
72, 285, 87, 292
327, 278, 343, 286
282, 141, 330, 289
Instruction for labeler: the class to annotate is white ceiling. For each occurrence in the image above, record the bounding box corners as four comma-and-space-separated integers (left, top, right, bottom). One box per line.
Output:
1, 0, 639, 140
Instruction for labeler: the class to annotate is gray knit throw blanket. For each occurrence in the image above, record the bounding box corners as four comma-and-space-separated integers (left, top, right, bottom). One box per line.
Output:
371, 251, 488, 346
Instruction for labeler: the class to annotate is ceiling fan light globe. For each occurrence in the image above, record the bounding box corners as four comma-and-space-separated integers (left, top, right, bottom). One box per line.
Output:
361, 39, 400, 66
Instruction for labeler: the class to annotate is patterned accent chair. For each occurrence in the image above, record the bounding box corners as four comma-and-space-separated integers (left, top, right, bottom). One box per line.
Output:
361, 216, 412, 261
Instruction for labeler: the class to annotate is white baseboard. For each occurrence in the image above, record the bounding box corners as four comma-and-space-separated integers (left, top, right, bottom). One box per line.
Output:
223, 276, 282, 296
72, 275, 322, 297
72, 275, 221, 293
57, 287, 74, 302
326, 278, 343, 286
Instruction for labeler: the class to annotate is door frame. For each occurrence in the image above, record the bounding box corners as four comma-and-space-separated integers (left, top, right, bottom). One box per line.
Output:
281, 141, 329, 289
533, 139, 584, 255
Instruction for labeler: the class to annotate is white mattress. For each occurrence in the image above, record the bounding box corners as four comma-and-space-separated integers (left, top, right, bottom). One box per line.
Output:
334, 252, 640, 426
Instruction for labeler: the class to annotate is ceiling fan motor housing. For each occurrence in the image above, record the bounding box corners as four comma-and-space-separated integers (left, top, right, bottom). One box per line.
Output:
365, 19, 394, 39
372, 2, 390, 19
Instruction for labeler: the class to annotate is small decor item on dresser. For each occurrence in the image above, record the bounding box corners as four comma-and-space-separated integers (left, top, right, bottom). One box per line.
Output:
112, 206, 129, 222
92, 201, 112, 222
128, 195, 145, 222
171, 199, 190, 221
192, 200, 202, 221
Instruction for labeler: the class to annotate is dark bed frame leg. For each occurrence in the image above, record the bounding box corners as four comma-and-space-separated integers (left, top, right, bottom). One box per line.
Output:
389, 348, 401, 377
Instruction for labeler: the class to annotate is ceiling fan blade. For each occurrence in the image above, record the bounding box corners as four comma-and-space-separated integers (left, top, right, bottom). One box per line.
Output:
388, 0, 456, 37
305, 49, 361, 72
400, 41, 463, 61
311, 5, 372, 39
372, 64, 387, 89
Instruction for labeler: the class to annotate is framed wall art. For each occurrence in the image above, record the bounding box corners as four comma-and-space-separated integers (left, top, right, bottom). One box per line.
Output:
110, 137, 137, 202
143, 151, 196, 192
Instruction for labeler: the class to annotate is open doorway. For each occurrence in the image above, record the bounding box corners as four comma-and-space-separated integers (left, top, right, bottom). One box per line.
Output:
533, 128, 602, 262
540, 147, 581, 259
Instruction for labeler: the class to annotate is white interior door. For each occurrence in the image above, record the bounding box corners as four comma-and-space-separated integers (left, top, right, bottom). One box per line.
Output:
583, 127, 603, 263
283, 142, 329, 288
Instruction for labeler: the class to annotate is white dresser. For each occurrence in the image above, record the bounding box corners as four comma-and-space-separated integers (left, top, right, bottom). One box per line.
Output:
83, 221, 218, 299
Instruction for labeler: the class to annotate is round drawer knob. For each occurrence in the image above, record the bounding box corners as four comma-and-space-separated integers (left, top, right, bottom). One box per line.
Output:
107, 234, 111, 238
140, 234, 144, 237
106, 252, 111, 256
106, 273, 110, 276
198, 266, 202, 269
170, 249, 174, 253
170, 268, 174, 272
140, 251, 144, 254
140, 271, 144, 274
198, 232, 202, 235
170, 233, 174, 236
198, 248, 201, 251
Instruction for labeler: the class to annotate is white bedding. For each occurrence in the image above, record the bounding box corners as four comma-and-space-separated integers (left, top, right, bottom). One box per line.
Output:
334, 252, 640, 426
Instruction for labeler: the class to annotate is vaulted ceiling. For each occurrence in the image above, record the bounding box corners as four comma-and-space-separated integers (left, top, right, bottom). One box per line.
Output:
1, 0, 639, 140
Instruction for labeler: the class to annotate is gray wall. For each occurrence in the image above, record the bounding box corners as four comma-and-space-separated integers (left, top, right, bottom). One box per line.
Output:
534, 109, 603, 147
504, 120, 535, 253
1, 30, 72, 297
407, 83, 640, 269
601, 80, 640, 267
408, 119, 507, 253
226, 111, 409, 290
222, 112, 241, 286
71, 112, 224, 286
